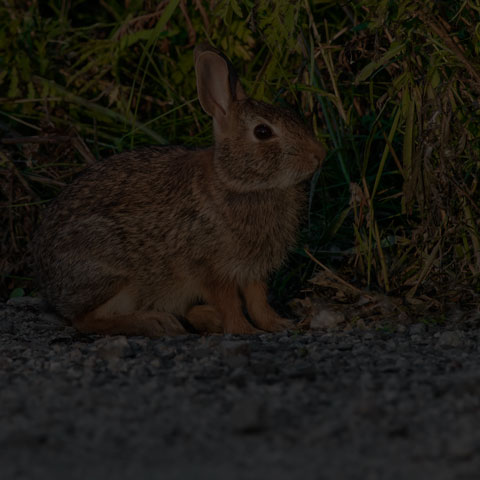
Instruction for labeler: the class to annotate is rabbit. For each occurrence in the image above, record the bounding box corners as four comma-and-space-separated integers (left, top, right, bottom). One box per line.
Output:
32, 43, 326, 337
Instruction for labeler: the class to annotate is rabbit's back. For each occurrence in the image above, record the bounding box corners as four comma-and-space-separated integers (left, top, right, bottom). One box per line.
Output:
37, 146, 193, 231
33, 146, 211, 318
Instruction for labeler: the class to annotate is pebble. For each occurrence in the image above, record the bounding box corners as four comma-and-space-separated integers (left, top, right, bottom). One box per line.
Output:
224, 354, 249, 369
0, 356, 13, 369
310, 308, 344, 330
150, 358, 161, 368
285, 361, 316, 380
0, 319, 14, 334
447, 434, 476, 459
228, 367, 247, 387
68, 348, 83, 362
385, 339, 397, 351
221, 343, 249, 367
409, 323, 426, 335
221, 340, 250, 358
336, 341, 354, 351
38, 312, 65, 326
230, 397, 266, 433
94, 336, 132, 360
410, 334, 425, 345
6, 296, 48, 310
1, 300, 480, 479
437, 331, 465, 349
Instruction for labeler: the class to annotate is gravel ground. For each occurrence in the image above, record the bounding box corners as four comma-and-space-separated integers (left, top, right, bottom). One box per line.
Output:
1, 297, 480, 480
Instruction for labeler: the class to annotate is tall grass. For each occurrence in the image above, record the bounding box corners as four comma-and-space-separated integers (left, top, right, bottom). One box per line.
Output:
1, 0, 479, 308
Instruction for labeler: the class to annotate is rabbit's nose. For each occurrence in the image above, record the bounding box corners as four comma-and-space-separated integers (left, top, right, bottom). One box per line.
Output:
311, 140, 326, 168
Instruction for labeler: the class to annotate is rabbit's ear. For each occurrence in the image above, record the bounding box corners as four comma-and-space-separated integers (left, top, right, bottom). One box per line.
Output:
195, 45, 246, 127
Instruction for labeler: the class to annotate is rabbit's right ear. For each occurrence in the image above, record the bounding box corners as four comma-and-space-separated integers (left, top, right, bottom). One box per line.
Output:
194, 44, 246, 129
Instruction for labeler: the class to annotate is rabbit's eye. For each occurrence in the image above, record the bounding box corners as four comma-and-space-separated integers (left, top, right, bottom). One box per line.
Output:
254, 124, 273, 140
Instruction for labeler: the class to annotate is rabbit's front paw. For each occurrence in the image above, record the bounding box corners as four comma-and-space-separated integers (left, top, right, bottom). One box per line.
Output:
257, 315, 294, 333
223, 317, 262, 335
185, 304, 223, 333
144, 313, 187, 337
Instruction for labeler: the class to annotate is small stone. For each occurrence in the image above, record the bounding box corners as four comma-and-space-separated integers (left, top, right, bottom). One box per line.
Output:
204, 335, 223, 348
0, 356, 13, 369
385, 339, 397, 351
0, 318, 14, 334
49, 334, 74, 346
153, 344, 176, 360
249, 356, 277, 376
68, 348, 83, 362
437, 331, 465, 349
95, 336, 132, 360
396, 324, 407, 333
221, 341, 250, 369
285, 361, 316, 380
128, 338, 148, 355
296, 346, 308, 358
447, 435, 475, 459
310, 309, 344, 331
231, 397, 266, 433
62, 326, 78, 336
410, 334, 425, 345
228, 367, 247, 387
48, 360, 63, 372
409, 323, 426, 335
352, 344, 368, 355
191, 347, 211, 359
150, 358, 161, 368
106, 357, 125, 373
67, 366, 83, 379
6, 296, 49, 310
38, 312, 65, 326
221, 340, 250, 357
336, 341, 353, 351
224, 354, 249, 369
84, 355, 98, 369
360, 372, 375, 390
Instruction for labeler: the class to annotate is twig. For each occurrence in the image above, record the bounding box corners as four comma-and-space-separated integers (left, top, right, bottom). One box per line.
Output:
304, 248, 371, 297
0, 151, 41, 201
1, 136, 72, 144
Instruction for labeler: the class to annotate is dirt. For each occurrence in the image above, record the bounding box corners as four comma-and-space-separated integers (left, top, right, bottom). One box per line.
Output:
1, 296, 480, 480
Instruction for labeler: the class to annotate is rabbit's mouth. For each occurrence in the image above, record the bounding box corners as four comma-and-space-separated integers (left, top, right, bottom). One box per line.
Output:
290, 140, 326, 182
309, 140, 327, 171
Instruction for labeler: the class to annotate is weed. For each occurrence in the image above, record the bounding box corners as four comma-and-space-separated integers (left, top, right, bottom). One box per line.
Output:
1, 0, 479, 314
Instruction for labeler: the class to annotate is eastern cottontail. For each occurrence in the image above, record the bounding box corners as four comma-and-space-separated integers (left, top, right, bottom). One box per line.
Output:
32, 43, 325, 337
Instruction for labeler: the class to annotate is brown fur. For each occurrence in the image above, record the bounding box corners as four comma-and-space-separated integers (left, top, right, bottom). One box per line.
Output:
32, 44, 325, 337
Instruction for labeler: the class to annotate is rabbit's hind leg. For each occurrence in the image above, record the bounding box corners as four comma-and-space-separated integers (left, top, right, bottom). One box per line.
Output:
74, 310, 186, 337
73, 288, 186, 337
202, 281, 261, 335
185, 304, 223, 333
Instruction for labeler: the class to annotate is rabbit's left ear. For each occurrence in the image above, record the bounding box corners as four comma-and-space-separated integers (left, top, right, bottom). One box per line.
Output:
194, 44, 246, 126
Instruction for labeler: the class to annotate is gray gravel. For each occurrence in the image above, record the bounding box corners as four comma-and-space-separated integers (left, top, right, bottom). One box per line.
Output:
1, 297, 480, 480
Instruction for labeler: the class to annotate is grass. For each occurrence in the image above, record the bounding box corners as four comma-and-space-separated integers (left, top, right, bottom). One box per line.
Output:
1, 0, 480, 316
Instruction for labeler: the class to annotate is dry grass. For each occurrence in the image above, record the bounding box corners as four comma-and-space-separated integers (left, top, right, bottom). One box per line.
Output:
1, 0, 480, 315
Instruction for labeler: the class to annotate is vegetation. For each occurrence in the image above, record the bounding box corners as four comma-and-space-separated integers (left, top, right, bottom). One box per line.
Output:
1, 0, 480, 317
